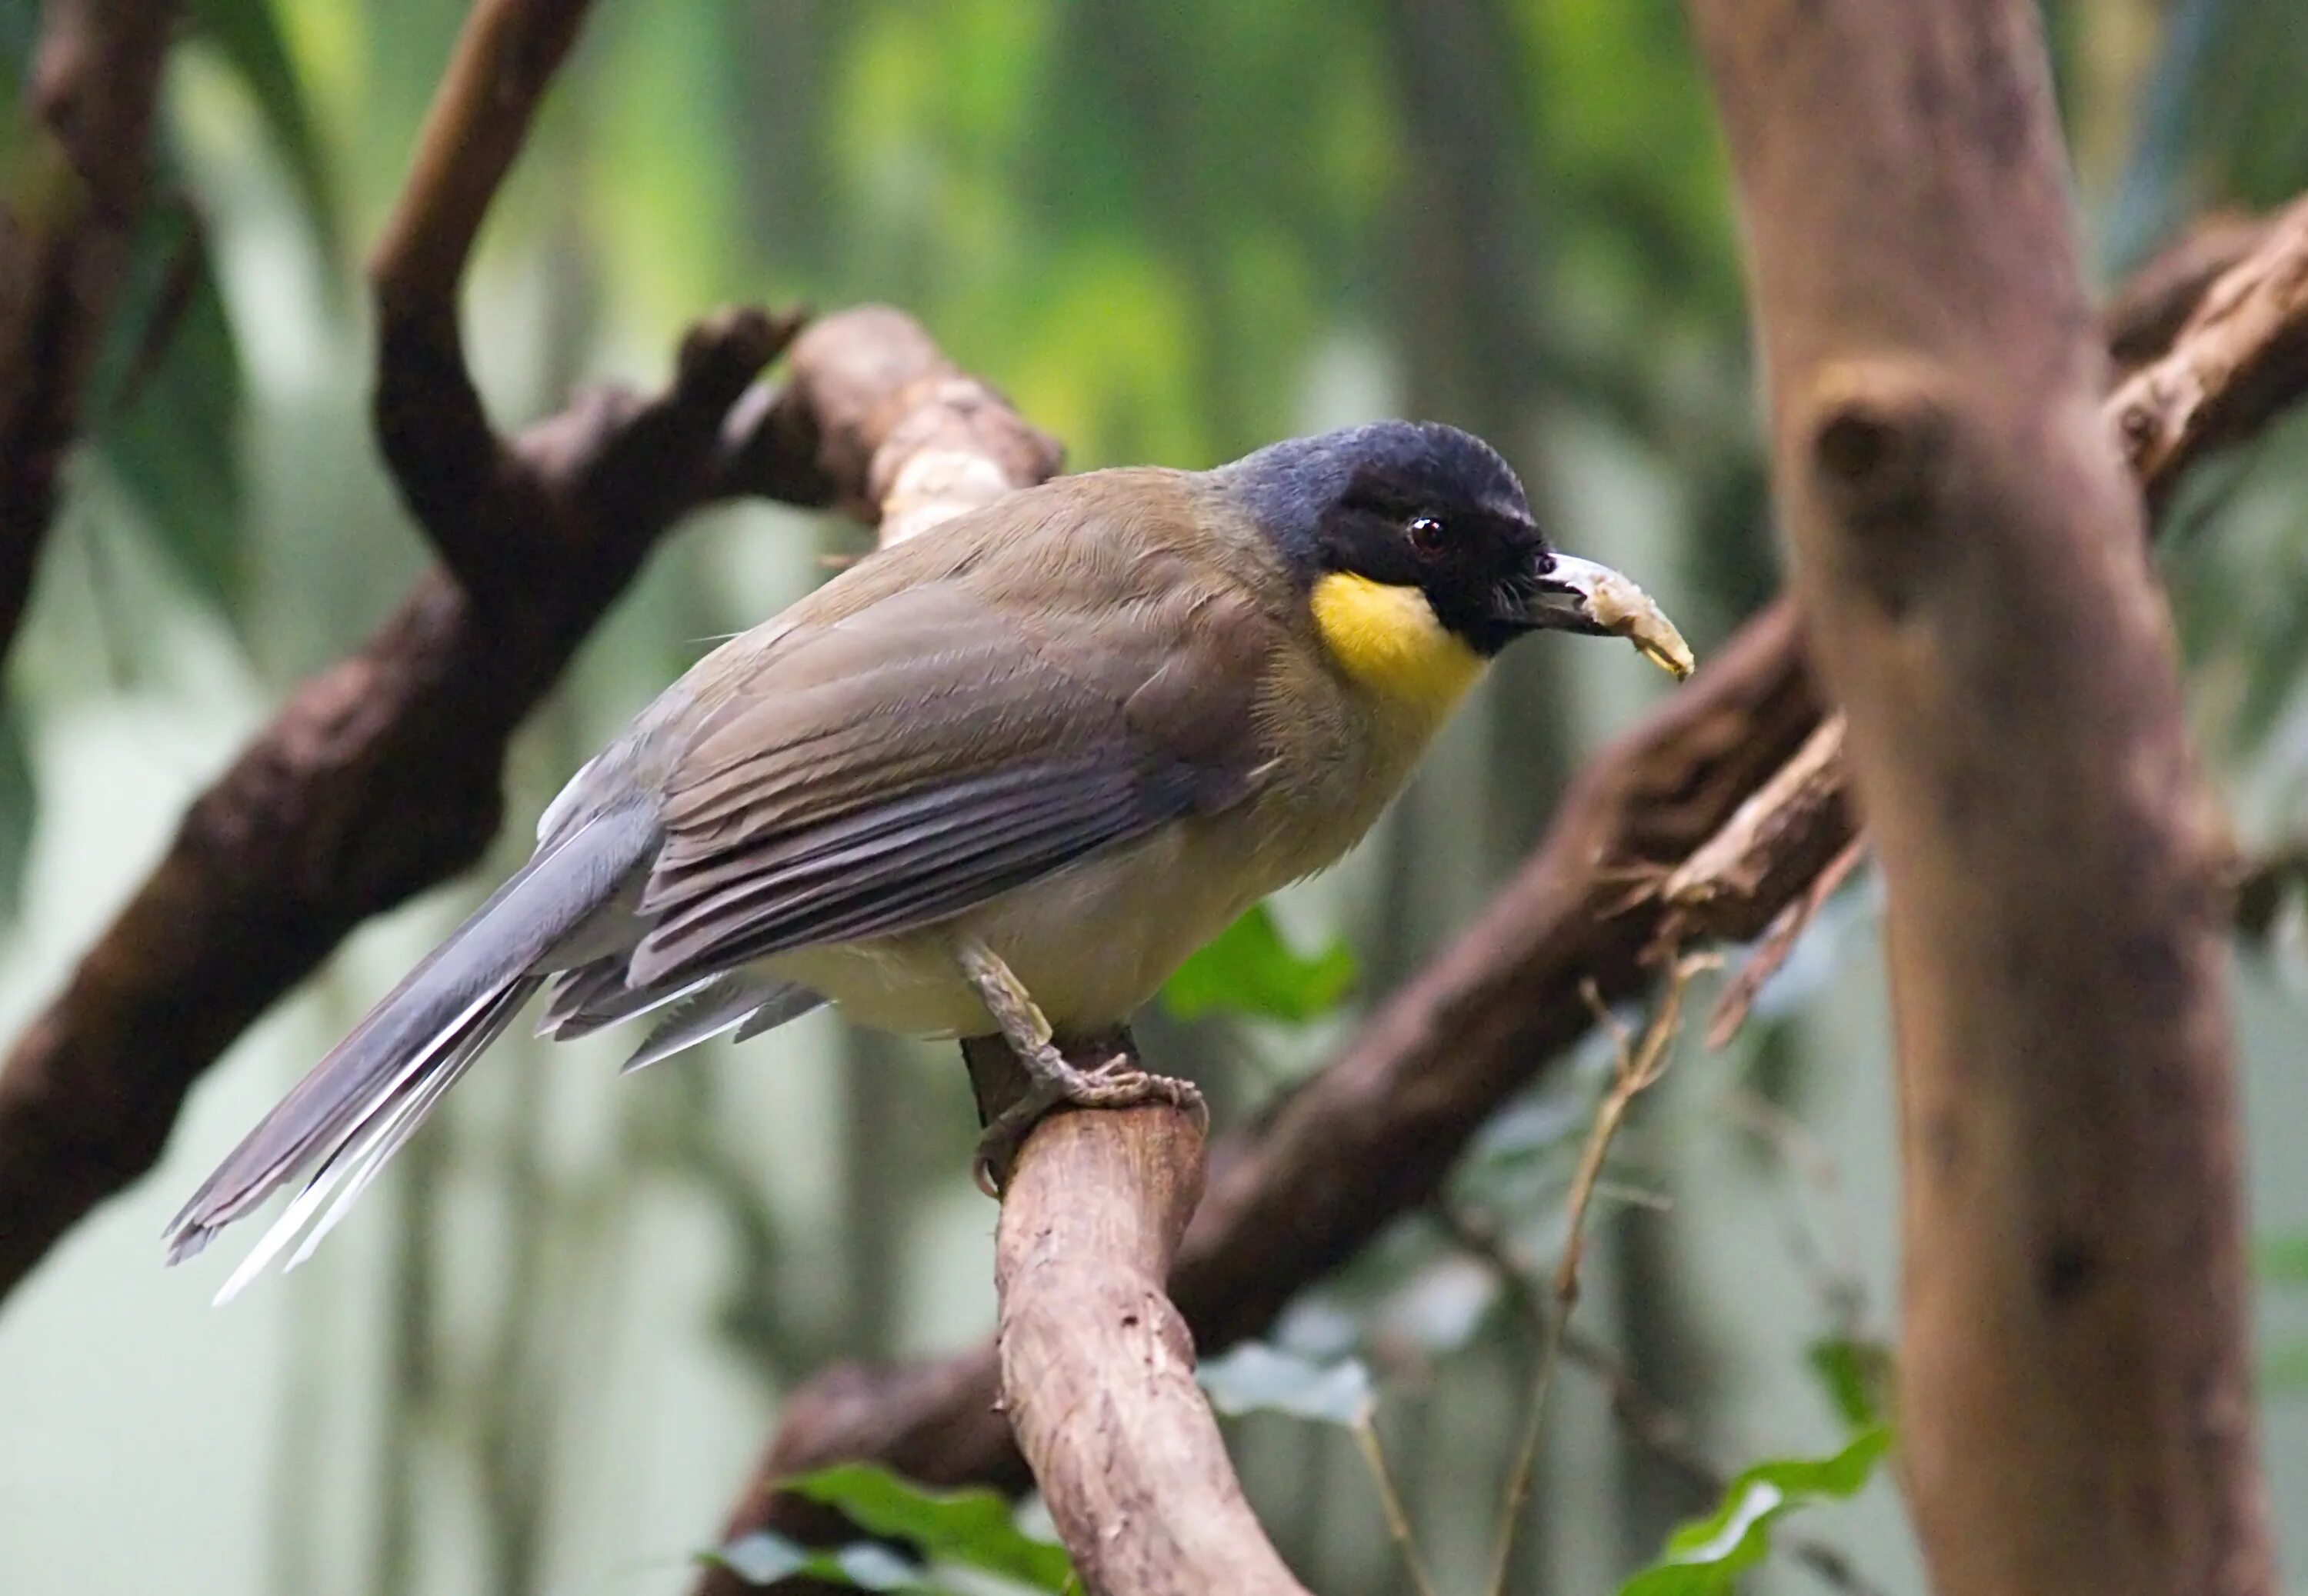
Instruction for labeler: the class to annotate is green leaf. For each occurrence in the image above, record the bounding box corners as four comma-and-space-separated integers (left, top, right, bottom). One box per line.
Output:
88, 202, 246, 621
1617, 1426, 1891, 1595
1803, 1337, 1893, 1431
1197, 1342, 1375, 1428
0, 697, 35, 922
2264, 1339, 2308, 1394
185, 0, 343, 258
784, 1464, 1073, 1591
2256, 1231, 2308, 1287
708, 1531, 928, 1591
1161, 903, 1356, 1023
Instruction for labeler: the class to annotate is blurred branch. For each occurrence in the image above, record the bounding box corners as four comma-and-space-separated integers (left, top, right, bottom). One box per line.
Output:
2115, 193, 2308, 513
367, 0, 596, 601
1688, 2, 2270, 1590
0, 0, 1051, 1304
2234, 841, 2308, 940
2103, 209, 2273, 375
1655, 714, 1856, 950
699, 195, 2308, 1584
0, 0, 178, 663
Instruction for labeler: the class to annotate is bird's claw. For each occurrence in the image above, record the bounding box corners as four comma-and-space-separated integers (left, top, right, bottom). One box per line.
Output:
971, 1048, 1206, 1197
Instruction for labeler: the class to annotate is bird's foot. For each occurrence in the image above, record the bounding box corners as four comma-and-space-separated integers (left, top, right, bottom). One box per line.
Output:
970, 1046, 1206, 1197
956, 936, 1206, 1195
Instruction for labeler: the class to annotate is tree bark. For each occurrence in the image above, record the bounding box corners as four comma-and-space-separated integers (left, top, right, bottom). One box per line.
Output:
975, 1039, 1312, 1596
1686, 4, 2275, 1593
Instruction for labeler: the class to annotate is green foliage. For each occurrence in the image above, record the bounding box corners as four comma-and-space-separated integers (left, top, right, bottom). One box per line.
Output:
86, 202, 246, 624
1160, 902, 1356, 1024
1616, 1427, 1892, 1595
2259, 1230, 2308, 1284
1804, 1336, 1893, 1431
771, 1463, 1073, 1591
1197, 1341, 1376, 1428
0, 698, 34, 921
709, 1532, 926, 1593
186, 0, 343, 258
2259, 1231, 2308, 1394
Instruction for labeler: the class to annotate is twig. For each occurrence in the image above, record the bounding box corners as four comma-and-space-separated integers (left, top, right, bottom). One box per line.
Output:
1656, 716, 1856, 952
1438, 1202, 1717, 1494
2113, 194, 2308, 514
1718, 1086, 1873, 1337
1439, 1201, 1889, 1596
1486, 953, 1716, 1595
1351, 1419, 1439, 1596
1559, 958, 1714, 1305
1707, 835, 1867, 1048
2103, 211, 2273, 374
366, 0, 599, 601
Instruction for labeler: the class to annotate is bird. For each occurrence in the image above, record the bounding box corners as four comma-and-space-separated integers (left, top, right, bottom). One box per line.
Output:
164, 419, 1691, 1298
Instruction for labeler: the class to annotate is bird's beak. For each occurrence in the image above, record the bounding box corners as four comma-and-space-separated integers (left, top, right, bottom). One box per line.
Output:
1522, 554, 1696, 679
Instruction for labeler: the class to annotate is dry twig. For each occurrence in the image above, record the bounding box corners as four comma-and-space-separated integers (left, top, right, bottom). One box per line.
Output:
1439, 1202, 1887, 1596
1486, 954, 1714, 1594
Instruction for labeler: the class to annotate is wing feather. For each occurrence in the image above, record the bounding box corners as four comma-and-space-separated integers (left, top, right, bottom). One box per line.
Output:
624, 575, 1271, 991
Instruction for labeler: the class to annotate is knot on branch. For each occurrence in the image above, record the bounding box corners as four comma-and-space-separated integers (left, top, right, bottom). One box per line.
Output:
1803, 358, 1958, 616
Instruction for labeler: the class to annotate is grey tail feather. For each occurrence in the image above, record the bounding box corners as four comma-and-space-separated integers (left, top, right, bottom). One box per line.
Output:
535, 958, 713, 1041
619, 977, 823, 1074
162, 803, 660, 1275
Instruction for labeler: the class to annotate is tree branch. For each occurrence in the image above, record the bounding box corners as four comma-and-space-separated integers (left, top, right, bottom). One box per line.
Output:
0, 0, 180, 663
988, 1051, 1311, 1596
367, 0, 597, 601
1688, 3, 2273, 1592
2115, 195, 2308, 513
699, 192, 2308, 1585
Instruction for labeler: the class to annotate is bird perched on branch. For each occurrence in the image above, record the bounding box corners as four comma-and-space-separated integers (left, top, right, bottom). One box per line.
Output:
165, 420, 1690, 1298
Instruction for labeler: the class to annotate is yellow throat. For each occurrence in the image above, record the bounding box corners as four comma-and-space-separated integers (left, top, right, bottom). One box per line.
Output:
1309, 571, 1485, 716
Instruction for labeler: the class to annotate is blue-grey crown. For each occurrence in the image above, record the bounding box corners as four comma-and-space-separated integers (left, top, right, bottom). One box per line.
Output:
1216, 421, 1529, 568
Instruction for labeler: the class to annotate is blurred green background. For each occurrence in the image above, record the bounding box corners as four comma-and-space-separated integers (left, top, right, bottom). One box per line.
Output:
2, 0, 2306, 1592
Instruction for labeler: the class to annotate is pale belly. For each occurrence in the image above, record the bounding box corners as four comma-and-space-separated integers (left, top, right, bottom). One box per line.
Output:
758, 819, 1302, 1040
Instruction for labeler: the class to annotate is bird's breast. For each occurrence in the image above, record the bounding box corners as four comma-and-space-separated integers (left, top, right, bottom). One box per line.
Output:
761, 819, 1281, 1038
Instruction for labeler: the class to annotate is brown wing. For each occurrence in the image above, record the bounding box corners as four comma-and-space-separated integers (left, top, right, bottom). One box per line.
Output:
625, 571, 1273, 988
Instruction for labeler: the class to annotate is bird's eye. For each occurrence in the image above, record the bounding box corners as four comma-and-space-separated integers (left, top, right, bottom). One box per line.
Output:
1407, 515, 1447, 555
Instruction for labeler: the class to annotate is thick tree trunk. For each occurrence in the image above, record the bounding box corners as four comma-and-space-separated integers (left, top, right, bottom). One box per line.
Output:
1686, 4, 2275, 1594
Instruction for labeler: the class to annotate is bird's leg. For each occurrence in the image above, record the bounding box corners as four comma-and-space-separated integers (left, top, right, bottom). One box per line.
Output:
956, 939, 1205, 1195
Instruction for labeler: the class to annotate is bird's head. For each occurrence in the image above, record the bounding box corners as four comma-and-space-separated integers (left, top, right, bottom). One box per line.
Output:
1219, 421, 1691, 709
